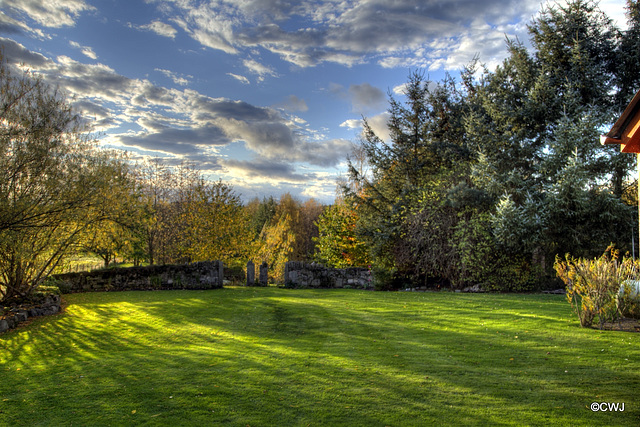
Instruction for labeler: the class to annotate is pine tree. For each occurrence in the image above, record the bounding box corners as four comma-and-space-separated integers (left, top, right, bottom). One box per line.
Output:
345, 71, 471, 284
614, 0, 640, 108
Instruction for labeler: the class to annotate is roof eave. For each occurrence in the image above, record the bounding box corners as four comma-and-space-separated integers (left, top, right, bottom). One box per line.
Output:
605, 89, 640, 140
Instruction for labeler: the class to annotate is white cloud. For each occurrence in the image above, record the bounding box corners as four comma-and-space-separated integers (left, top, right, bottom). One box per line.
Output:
73, 99, 119, 132
227, 73, 250, 84
223, 158, 312, 183
1, 39, 351, 169
291, 139, 352, 167
392, 83, 407, 96
1, 0, 94, 28
340, 119, 362, 130
171, 3, 239, 54
138, 20, 178, 39
348, 83, 386, 113
341, 113, 391, 142
0, 10, 47, 38
243, 58, 278, 81
1, 37, 54, 68
69, 41, 97, 60
151, 0, 545, 71
220, 159, 338, 202
300, 180, 337, 200
366, 112, 391, 142
275, 95, 308, 112
50, 55, 137, 104
599, 0, 629, 29
155, 68, 191, 86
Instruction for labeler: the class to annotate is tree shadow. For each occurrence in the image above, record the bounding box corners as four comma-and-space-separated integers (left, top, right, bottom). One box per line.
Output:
1, 289, 638, 425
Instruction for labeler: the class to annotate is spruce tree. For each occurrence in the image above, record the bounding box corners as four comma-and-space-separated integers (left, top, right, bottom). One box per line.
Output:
469, 0, 635, 272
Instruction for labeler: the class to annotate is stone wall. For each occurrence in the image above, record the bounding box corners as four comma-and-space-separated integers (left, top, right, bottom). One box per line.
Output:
284, 261, 371, 289
53, 261, 224, 293
1, 294, 61, 334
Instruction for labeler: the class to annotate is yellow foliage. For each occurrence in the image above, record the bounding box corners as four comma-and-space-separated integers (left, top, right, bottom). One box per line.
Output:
555, 246, 636, 328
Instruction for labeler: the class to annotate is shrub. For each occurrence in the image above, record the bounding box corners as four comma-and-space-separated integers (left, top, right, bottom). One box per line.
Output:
479, 253, 542, 293
40, 276, 63, 295
372, 267, 400, 291
51, 277, 72, 294
554, 247, 635, 329
150, 275, 162, 289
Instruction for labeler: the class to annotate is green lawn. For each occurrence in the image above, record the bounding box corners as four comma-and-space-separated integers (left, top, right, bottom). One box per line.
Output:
1, 288, 638, 426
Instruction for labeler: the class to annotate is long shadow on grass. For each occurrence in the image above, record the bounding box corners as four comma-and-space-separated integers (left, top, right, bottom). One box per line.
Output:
114, 290, 640, 423
231, 292, 640, 425
1, 289, 638, 426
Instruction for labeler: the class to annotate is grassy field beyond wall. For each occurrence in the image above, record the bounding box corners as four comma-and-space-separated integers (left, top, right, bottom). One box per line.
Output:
1, 288, 638, 426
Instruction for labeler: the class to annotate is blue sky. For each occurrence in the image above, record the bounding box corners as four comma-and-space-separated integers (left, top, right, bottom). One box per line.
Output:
0, 0, 629, 202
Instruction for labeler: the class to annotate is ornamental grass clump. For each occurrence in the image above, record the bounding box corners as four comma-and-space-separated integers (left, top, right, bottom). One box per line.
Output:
554, 247, 636, 329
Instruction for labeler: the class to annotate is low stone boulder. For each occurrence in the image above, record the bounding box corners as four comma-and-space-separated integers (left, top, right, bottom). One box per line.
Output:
1, 294, 62, 334
462, 284, 484, 293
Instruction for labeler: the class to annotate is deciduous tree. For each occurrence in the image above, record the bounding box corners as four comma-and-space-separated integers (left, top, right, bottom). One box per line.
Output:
0, 53, 133, 301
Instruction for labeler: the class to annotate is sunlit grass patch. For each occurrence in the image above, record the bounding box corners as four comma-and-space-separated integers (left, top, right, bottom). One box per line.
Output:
1, 288, 638, 426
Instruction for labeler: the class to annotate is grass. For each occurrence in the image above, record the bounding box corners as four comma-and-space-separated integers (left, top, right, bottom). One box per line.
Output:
1, 288, 639, 426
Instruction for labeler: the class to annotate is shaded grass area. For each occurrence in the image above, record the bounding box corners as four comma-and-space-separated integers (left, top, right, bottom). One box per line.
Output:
1, 288, 639, 426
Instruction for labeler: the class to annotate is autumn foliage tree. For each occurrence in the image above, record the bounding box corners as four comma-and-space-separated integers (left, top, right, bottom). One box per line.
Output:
252, 193, 323, 282
0, 54, 134, 302
79, 160, 142, 268
314, 201, 370, 268
130, 160, 252, 267
181, 179, 252, 266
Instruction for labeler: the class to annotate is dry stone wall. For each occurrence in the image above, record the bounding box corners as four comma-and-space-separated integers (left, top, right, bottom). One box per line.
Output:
0, 294, 61, 334
53, 261, 224, 293
284, 261, 371, 289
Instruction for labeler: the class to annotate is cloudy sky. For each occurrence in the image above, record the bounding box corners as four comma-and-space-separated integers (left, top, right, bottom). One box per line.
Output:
0, 0, 630, 202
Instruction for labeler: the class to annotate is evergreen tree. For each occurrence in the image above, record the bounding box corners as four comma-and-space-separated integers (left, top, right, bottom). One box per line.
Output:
468, 0, 635, 274
614, 0, 640, 108
346, 72, 471, 285
249, 196, 277, 238
336, 0, 637, 289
